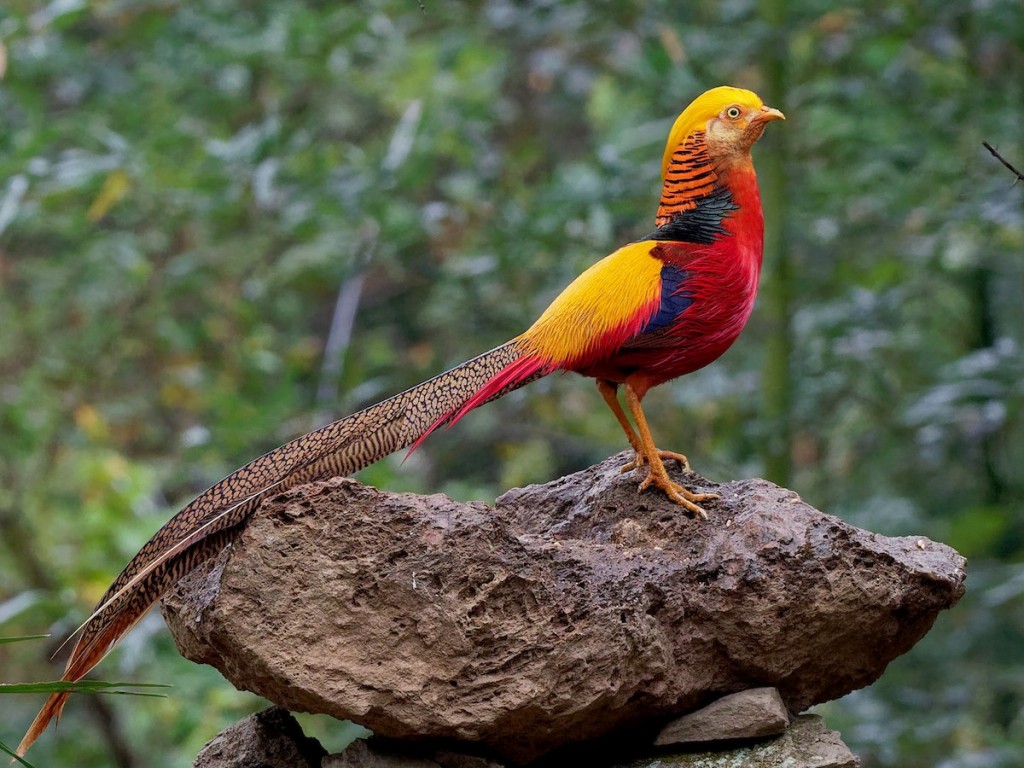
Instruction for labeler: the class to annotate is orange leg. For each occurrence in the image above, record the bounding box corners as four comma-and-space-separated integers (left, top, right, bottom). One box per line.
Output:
596, 379, 642, 455
596, 379, 691, 474
622, 380, 717, 519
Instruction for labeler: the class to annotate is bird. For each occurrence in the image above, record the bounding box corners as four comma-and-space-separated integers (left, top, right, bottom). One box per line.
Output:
17, 85, 783, 757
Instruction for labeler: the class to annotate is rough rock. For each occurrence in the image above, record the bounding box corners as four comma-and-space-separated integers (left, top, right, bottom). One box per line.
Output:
323, 738, 502, 768
199, 710, 854, 768
192, 707, 326, 768
162, 453, 965, 764
654, 687, 790, 744
624, 716, 859, 768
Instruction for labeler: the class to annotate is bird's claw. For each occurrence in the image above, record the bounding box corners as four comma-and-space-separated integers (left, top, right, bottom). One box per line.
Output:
637, 471, 717, 520
660, 450, 692, 473
619, 450, 691, 475
619, 455, 642, 474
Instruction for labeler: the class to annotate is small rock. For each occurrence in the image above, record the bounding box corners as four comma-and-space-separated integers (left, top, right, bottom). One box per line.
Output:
323, 739, 502, 768
193, 707, 326, 768
628, 716, 858, 768
323, 739, 437, 768
654, 687, 791, 744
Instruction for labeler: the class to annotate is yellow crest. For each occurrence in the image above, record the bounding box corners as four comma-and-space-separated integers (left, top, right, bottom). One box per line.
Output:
660, 86, 765, 179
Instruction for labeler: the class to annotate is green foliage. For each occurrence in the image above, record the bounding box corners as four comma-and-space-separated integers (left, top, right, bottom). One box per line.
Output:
0, 636, 170, 768
0, 1, 1022, 766
0, 679, 168, 695
1, 740, 35, 768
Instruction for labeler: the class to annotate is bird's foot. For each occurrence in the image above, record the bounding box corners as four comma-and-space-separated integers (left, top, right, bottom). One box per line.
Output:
638, 467, 717, 520
619, 450, 691, 474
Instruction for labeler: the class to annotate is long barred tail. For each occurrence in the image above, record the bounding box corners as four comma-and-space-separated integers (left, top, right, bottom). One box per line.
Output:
18, 339, 547, 758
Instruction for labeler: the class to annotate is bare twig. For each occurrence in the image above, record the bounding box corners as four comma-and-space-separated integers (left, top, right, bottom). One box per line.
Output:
384, 99, 423, 173
983, 141, 1024, 184
314, 228, 377, 418
315, 99, 423, 419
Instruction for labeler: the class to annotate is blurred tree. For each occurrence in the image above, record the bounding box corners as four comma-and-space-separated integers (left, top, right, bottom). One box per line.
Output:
757, 0, 794, 484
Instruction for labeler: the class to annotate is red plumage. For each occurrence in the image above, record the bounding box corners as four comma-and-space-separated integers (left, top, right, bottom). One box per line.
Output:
575, 166, 764, 389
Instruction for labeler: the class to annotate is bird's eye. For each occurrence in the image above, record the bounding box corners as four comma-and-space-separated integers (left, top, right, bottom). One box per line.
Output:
726, 106, 742, 120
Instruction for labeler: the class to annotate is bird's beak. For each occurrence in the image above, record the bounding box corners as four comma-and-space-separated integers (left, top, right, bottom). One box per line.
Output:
751, 105, 786, 124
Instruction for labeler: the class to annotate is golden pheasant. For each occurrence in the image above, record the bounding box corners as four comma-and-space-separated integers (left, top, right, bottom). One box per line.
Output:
17, 85, 782, 756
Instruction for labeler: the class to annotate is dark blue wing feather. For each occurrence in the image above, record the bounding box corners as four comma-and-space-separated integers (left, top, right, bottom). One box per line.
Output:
642, 264, 693, 334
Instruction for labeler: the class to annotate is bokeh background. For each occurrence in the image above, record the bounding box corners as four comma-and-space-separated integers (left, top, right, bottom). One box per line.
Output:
1, 1, 1022, 766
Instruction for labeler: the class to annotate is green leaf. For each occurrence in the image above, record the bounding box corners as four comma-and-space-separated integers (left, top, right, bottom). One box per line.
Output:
0, 635, 49, 646
0, 680, 170, 697
0, 738, 37, 768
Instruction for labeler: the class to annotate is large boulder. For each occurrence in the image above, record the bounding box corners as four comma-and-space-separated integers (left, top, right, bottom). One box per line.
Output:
163, 454, 965, 764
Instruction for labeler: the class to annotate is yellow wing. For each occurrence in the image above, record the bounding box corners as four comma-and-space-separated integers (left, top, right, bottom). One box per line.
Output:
519, 240, 665, 368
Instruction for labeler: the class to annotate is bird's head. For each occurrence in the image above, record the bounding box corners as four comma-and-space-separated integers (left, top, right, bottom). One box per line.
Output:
661, 86, 785, 179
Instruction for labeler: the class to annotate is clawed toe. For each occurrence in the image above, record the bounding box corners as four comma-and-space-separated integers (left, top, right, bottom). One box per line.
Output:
686, 491, 719, 503
619, 450, 690, 475
664, 486, 710, 519
658, 451, 691, 473
619, 455, 643, 474
637, 472, 715, 519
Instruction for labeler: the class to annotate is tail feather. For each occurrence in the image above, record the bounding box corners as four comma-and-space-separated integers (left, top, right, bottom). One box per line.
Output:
408, 351, 549, 454
18, 339, 546, 757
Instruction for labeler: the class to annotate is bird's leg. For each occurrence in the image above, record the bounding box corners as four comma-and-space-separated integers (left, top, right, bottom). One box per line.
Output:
596, 379, 690, 473
622, 382, 717, 519
596, 379, 642, 463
